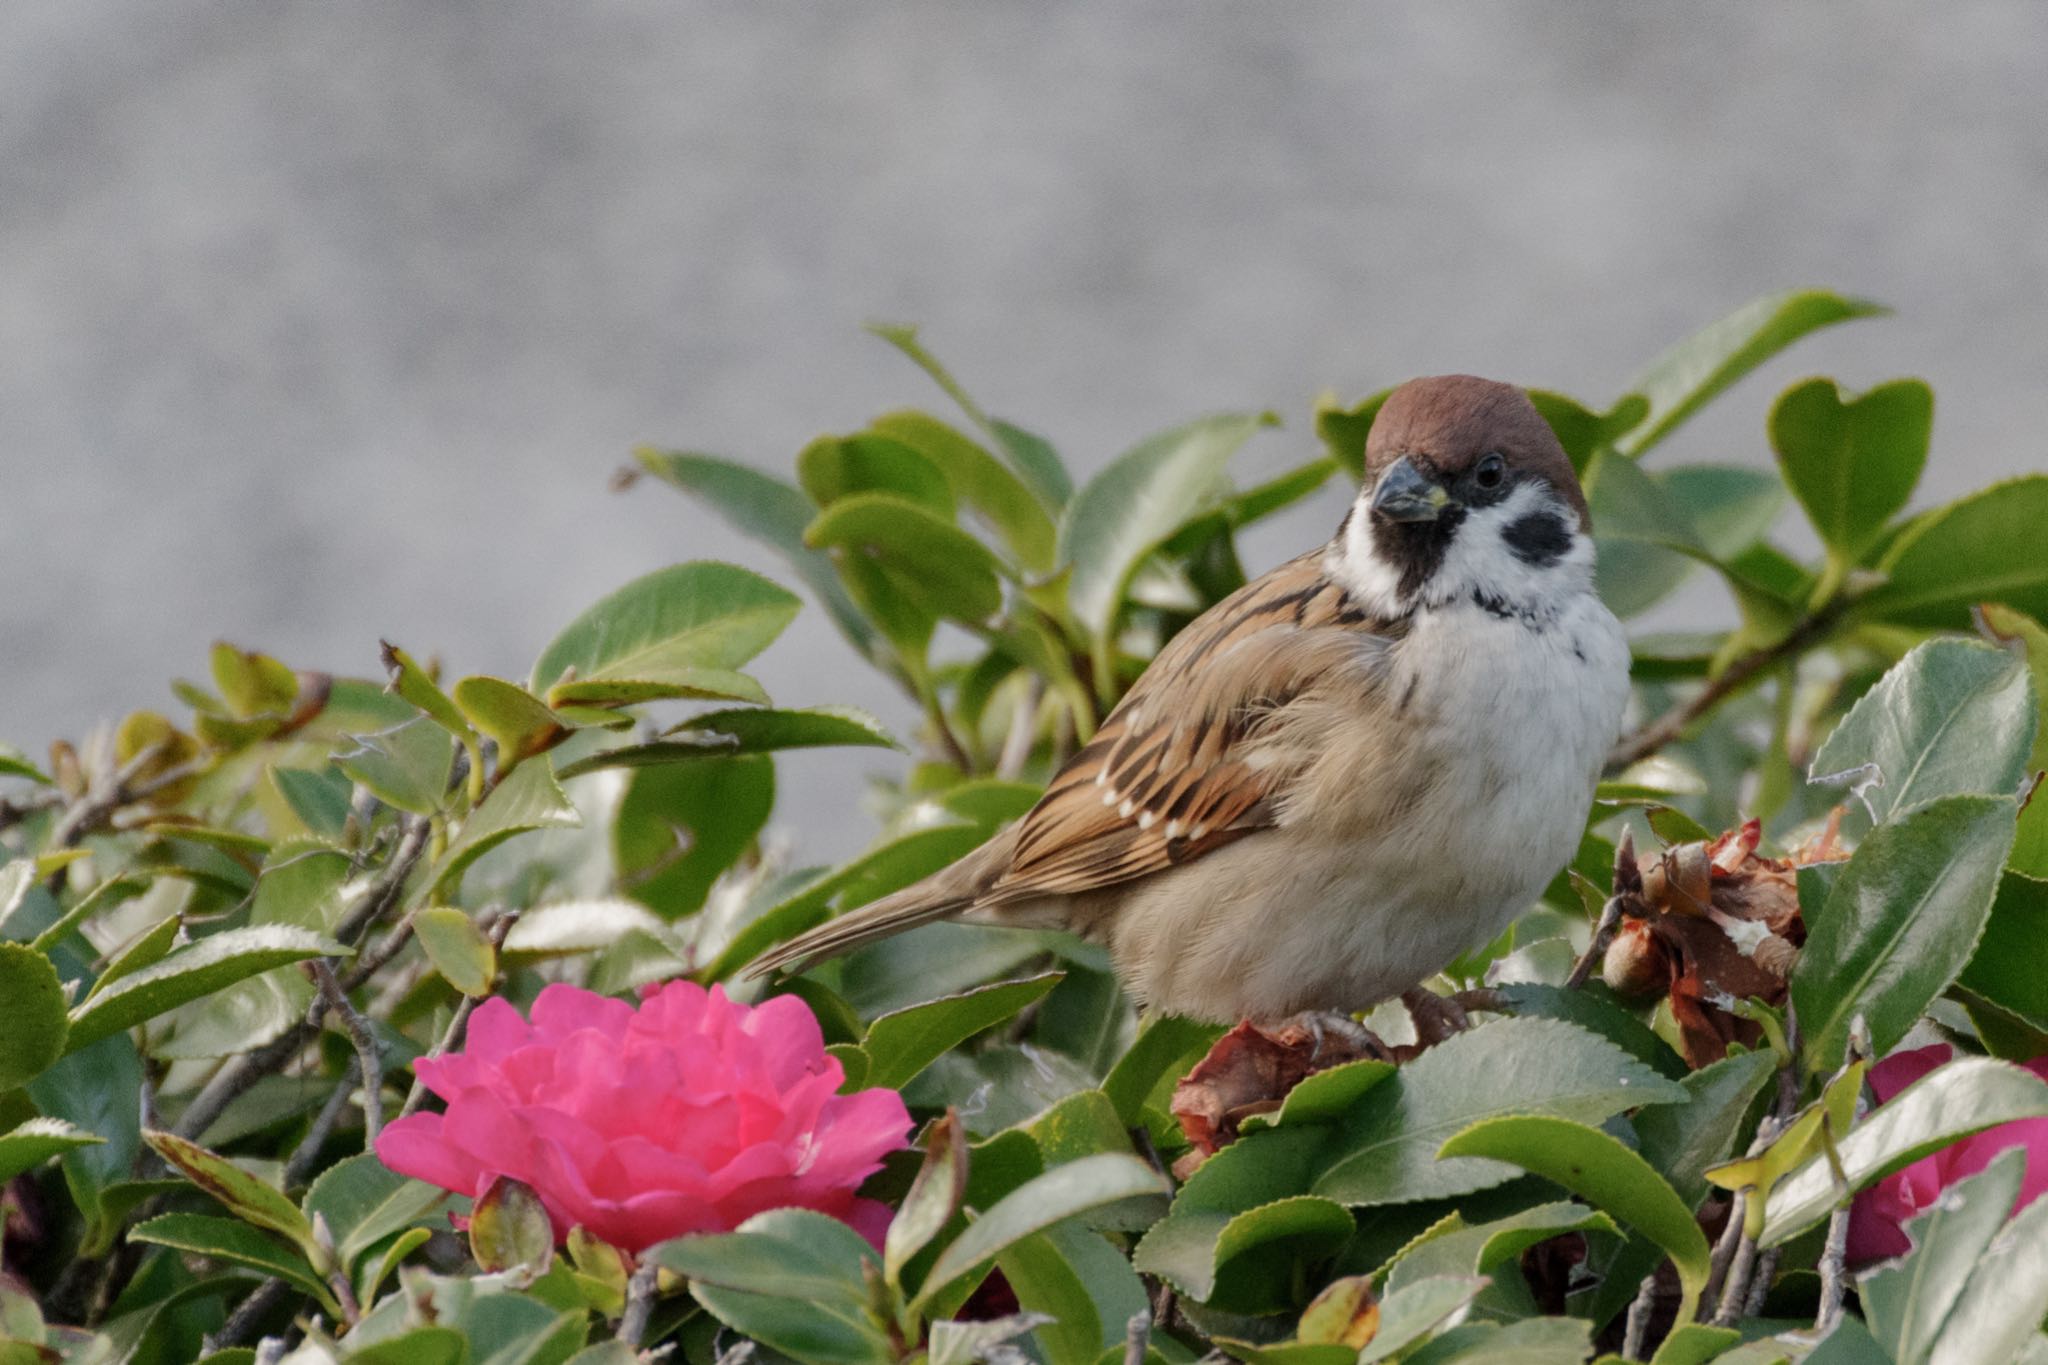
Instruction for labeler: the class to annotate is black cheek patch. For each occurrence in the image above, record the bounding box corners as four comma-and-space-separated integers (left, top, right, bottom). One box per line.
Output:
1503, 511, 1572, 567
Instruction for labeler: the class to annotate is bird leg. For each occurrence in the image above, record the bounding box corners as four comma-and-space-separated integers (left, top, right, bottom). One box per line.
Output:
1401, 987, 1471, 1048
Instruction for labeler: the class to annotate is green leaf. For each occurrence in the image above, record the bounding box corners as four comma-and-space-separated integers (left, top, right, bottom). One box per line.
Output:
0, 942, 68, 1089
1895, 1161, 2048, 1365
1658, 465, 1788, 562
632, 448, 875, 654
887, 1113, 967, 1287
251, 837, 351, 931
1769, 377, 1931, 566
865, 321, 1073, 507
613, 754, 771, 919
862, 973, 1063, 1090
806, 493, 1008, 623
431, 758, 582, 898
1617, 289, 1887, 456
211, 642, 299, 720
27, 1035, 142, 1236
270, 765, 351, 838
0, 742, 52, 785
469, 1175, 554, 1277
1959, 874, 2048, 1032
301, 1152, 450, 1270
1383, 1201, 1620, 1320
1314, 389, 1391, 482
1058, 412, 1277, 640
916, 1154, 1167, 1311
1808, 639, 2037, 824
995, 1225, 1146, 1365
870, 410, 1058, 570
336, 716, 456, 816
0, 1117, 104, 1184
1355, 1276, 1490, 1363
379, 642, 475, 745
129, 1212, 334, 1312
1438, 1115, 1712, 1314
65, 926, 346, 1056
453, 676, 569, 770
655, 1208, 892, 1365
501, 897, 671, 958
798, 431, 953, 515
1792, 795, 2018, 1075
1101, 1014, 1224, 1126
1862, 1146, 2026, 1365
529, 561, 800, 706
1648, 1325, 1744, 1365
1759, 1054, 2048, 1245
1582, 447, 1713, 618
87, 913, 182, 1000
414, 907, 497, 996
143, 1130, 315, 1252
1136, 1195, 1354, 1310
1311, 1017, 1686, 1207
1400, 1317, 1596, 1365
556, 706, 898, 778
1634, 1049, 1781, 1209
1860, 475, 2048, 629
1491, 982, 1687, 1081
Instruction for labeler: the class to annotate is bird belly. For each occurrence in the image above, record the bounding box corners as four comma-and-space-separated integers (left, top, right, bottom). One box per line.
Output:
1101, 598, 1628, 1023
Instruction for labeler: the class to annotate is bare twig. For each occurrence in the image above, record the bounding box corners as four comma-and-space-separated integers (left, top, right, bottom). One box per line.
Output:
1699, 1191, 1748, 1319
1621, 1273, 1659, 1361
1608, 604, 1847, 769
1123, 1310, 1151, 1365
1743, 1246, 1780, 1318
310, 962, 384, 1145
286, 1062, 364, 1188
1712, 1226, 1761, 1328
1814, 1204, 1854, 1335
49, 739, 170, 850
619, 1256, 662, 1347
1567, 828, 1636, 990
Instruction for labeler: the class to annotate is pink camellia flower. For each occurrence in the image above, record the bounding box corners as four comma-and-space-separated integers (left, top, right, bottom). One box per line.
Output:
375, 980, 911, 1253
1846, 1044, 2048, 1264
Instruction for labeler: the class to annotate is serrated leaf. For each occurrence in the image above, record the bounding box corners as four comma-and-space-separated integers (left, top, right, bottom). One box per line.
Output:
1861, 1146, 2026, 1365
430, 758, 581, 898
916, 1154, 1168, 1310
1438, 1115, 1712, 1313
1769, 377, 1931, 566
501, 898, 671, 957
529, 561, 800, 704
655, 1207, 890, 1364
143, 1130, 315, 1251
1792, 795, 2018, 1075
1635, 1049, 1781, 1209
1058, 412, 1276, 640
1311, 1017, 1686, 1207
1617, 289, 1887, 456
130, 1212, 334, 1311
379, 641, 474, 742
0, 1117, 104, 1184
633, 448, 876, 654
414, 907, 496, 996
798, 430, 954, 515
1101, 1014, 1225, 1126
1810, 638, 2036, 824
1759, 1055, 2048, 1245
0, 942, 68, 1089
0, 743, 52, 785
1135, 1195, 1353, 1310
862, 973, 1063, 1090
65, 926, 345, 1055
554, 706, 897, 778
1860, 475, 2048, 629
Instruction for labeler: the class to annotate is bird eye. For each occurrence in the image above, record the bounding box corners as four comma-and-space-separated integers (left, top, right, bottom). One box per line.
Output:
1475, 453, 1506, 489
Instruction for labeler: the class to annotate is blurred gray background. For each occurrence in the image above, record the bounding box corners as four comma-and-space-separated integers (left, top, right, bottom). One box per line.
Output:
6, 3, 2046, 853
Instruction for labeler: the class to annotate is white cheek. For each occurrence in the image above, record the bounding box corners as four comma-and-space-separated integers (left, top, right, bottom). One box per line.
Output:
1323, 496, 1408, 617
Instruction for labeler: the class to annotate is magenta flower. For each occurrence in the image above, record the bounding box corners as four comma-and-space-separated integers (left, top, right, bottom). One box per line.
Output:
1846, 1044, 2048, 1264
375, 980, 911, 1253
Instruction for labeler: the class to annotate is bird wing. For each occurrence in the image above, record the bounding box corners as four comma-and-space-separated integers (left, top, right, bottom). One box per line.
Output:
988, 551, 1404, 902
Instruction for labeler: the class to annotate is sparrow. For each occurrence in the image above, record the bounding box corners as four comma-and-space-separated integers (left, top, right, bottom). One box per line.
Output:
752, 375, 1631, 1027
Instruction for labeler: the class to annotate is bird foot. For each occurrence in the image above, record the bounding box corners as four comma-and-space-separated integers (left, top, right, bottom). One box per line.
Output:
1282, 1010, 1395, 1066
1401, 987, 1471, 1048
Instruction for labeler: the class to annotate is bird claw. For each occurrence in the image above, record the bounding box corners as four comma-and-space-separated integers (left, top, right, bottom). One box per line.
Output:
1401, 987, 1471, 1047
1283, 1010, 1394, 1066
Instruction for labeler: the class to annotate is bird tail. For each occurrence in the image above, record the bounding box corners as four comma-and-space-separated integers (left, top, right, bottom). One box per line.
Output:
744, 880, 974, 978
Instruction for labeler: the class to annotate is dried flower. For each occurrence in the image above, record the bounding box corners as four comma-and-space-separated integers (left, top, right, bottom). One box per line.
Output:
376, 981, 911, 1252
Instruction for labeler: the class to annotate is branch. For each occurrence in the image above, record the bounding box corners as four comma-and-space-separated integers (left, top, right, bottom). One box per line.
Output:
618, 1255, 661, 1348
310, 961, 384, 1146
1608, 605, 1843, 770
48, 740, 170, 850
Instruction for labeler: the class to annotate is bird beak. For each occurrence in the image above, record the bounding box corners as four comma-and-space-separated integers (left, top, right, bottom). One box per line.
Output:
1370, 456, 1451, 522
